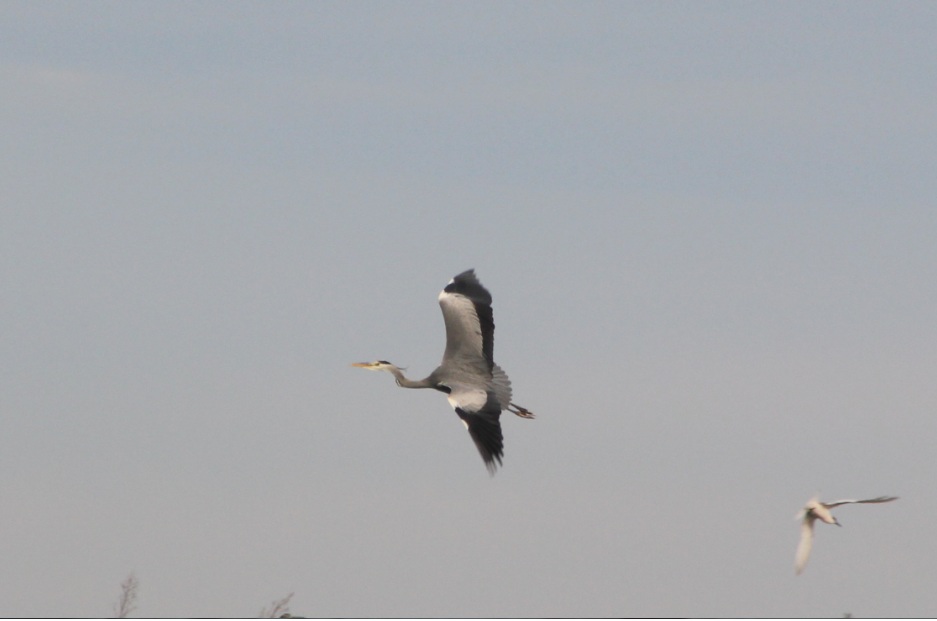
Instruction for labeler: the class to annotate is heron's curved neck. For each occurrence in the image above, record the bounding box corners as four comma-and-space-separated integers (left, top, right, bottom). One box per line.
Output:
388, 366, 435, 389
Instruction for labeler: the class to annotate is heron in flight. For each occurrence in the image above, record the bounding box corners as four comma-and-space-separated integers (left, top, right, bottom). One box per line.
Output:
794, 494, 898, 575
353, 269, 534, 474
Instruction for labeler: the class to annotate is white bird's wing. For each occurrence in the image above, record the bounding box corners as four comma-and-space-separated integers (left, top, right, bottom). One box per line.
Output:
823, 496, 899, 509
795, 516, 816, 575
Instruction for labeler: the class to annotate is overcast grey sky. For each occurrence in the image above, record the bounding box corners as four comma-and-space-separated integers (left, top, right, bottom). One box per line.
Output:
3, 1, 937, 617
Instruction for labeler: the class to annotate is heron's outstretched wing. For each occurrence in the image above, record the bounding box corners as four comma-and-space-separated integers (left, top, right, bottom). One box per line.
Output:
438, 269, 494, 373
457, 408, 503, 475
447, 384, 503, 474
823, 496, 899, 509
795, 516, 816, 575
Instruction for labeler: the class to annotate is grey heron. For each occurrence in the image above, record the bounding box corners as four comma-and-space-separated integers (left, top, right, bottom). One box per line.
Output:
353, 269, 534, 474
794, 495, 898, 575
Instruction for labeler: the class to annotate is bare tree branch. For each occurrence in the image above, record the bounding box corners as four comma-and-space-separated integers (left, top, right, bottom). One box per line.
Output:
113, 572, 139, 619
259, 592, 295, 618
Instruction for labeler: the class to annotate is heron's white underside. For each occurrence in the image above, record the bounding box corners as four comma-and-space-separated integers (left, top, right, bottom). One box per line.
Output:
446, 386, 488, 413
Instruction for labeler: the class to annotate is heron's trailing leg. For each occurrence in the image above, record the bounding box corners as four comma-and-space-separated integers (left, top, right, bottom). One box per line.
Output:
507, 403, 535, 419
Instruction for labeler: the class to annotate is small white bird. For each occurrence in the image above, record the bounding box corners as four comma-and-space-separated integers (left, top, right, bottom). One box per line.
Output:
794, 495, 898, 575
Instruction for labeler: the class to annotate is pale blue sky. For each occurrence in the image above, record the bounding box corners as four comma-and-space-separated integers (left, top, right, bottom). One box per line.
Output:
3, 1, 937, 617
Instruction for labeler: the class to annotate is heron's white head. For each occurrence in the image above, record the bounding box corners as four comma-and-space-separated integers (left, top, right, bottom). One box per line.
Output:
351, 360, 401, 372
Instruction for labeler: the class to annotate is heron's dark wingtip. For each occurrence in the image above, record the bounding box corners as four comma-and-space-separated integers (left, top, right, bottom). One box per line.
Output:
445, 270, 493, 305
456, 406, 504, 476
